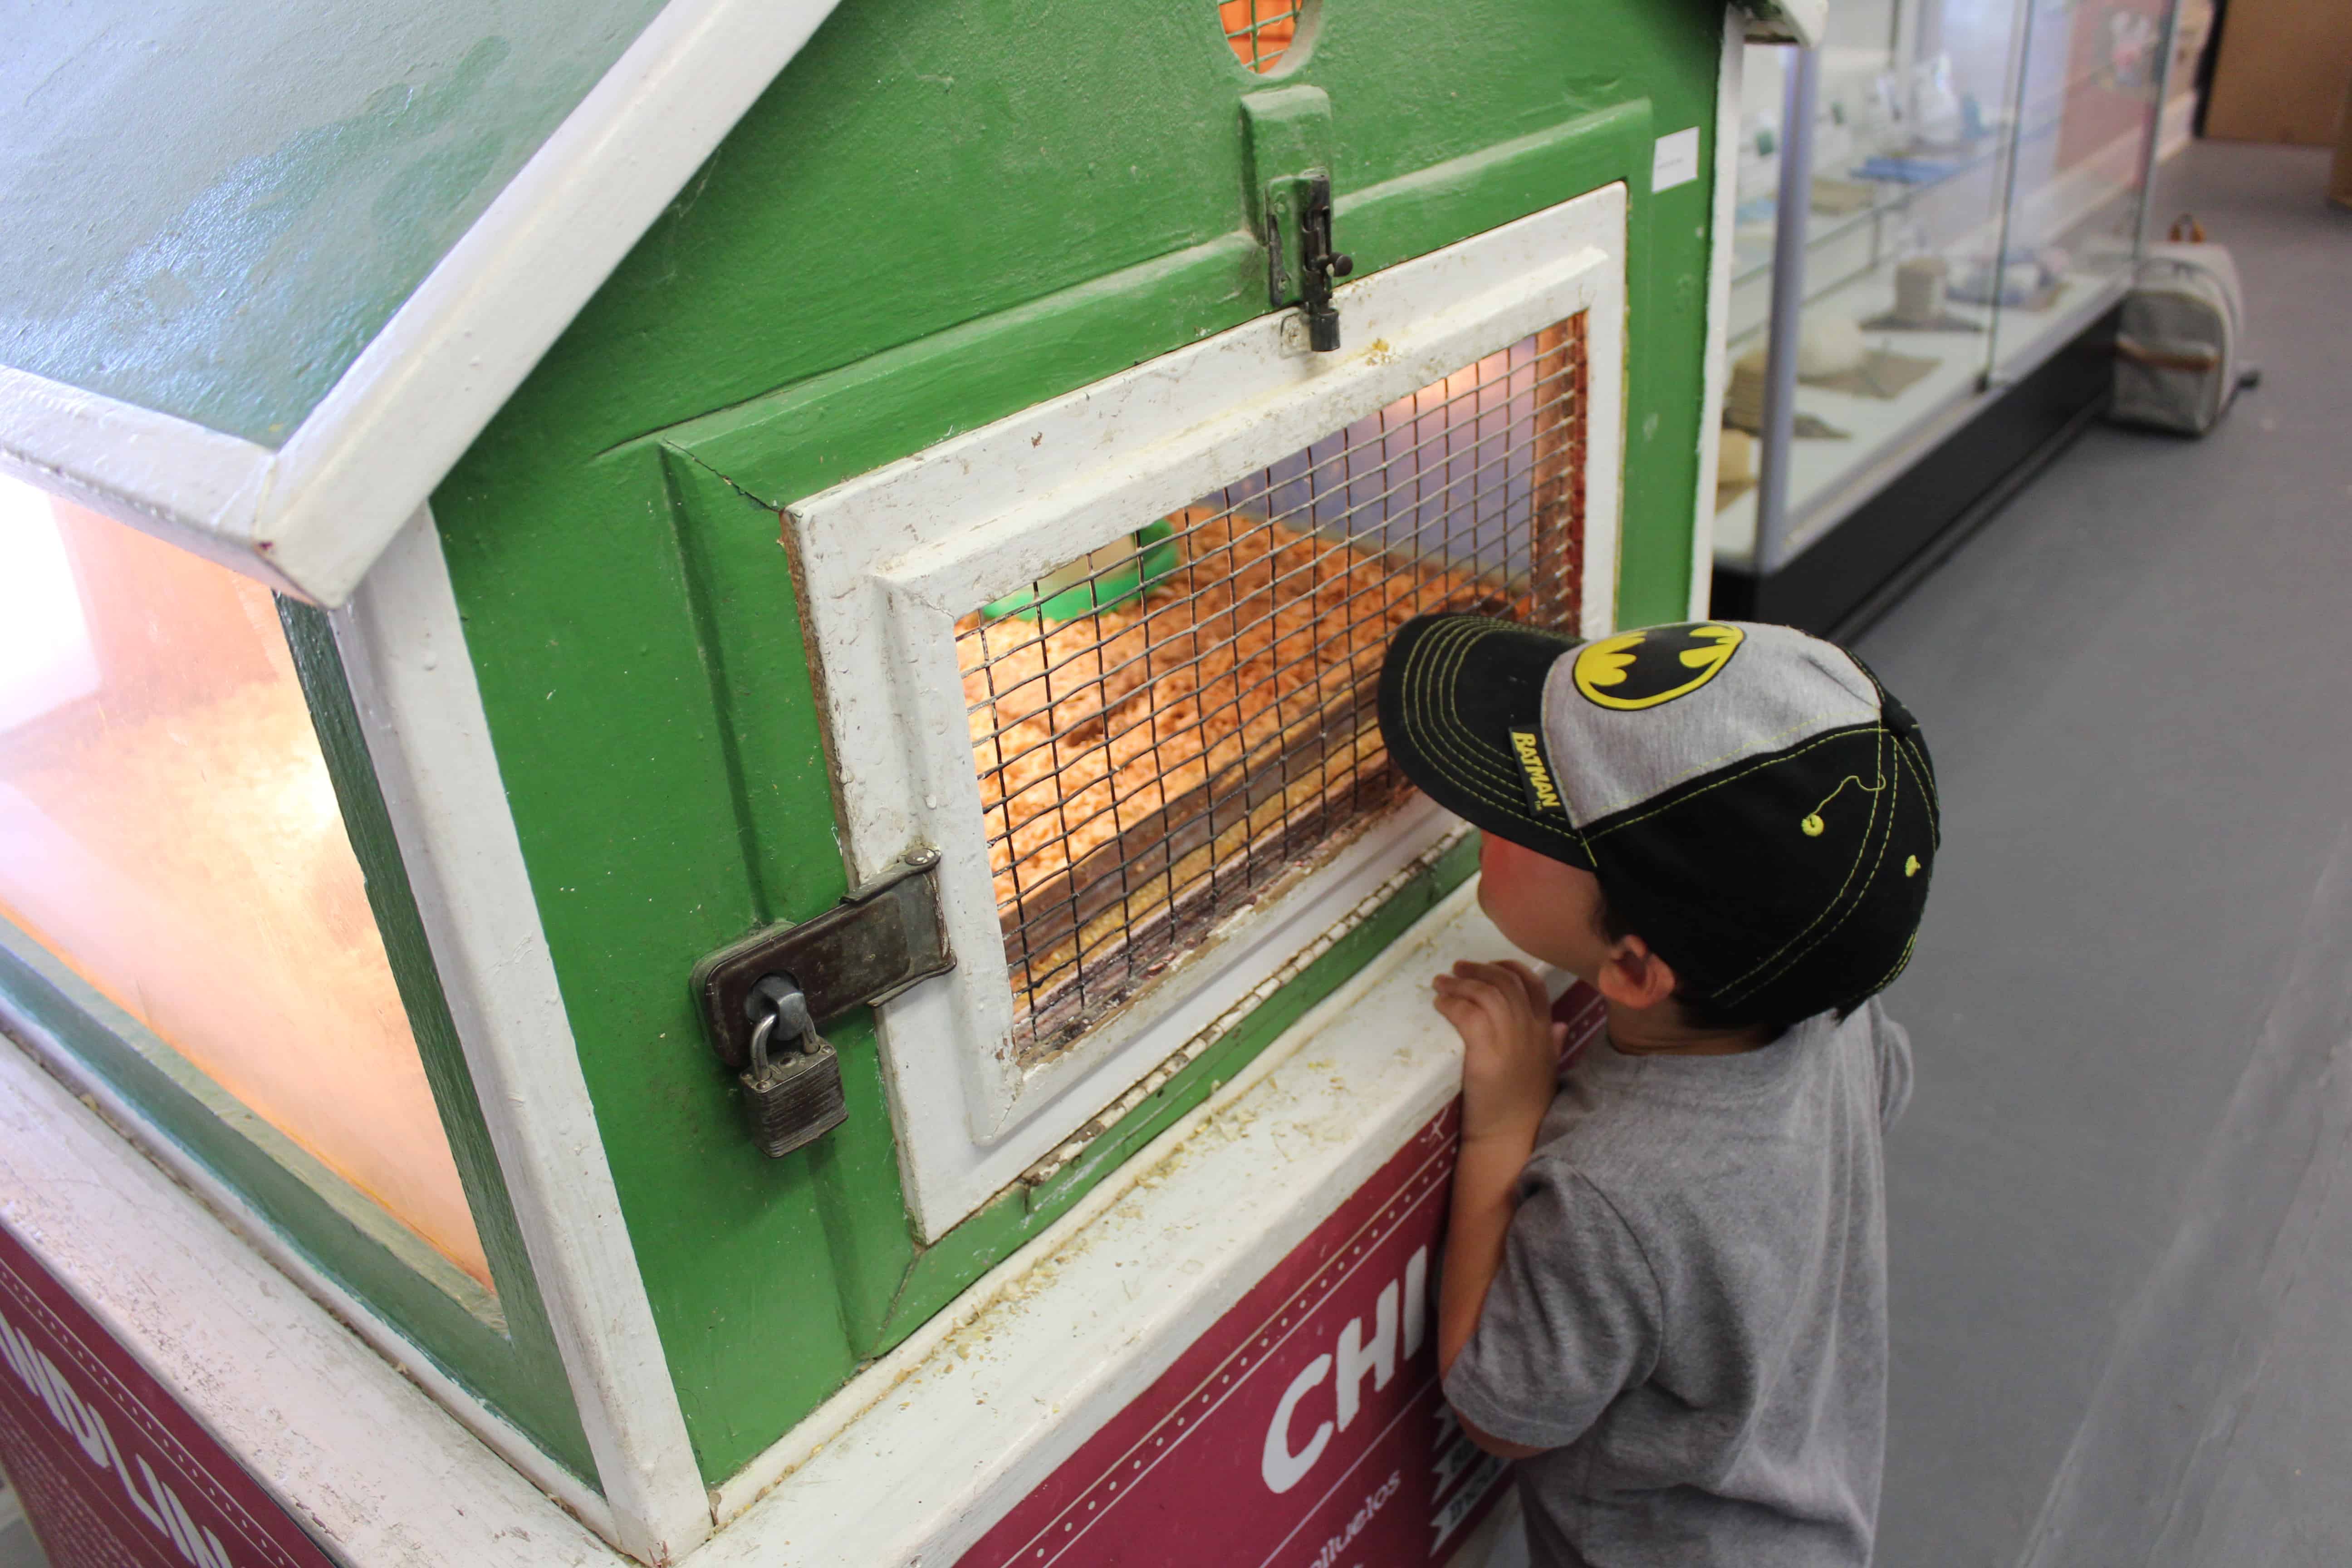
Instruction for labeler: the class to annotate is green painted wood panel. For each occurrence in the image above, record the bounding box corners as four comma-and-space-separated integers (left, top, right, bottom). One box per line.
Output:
0, 0, 666, 444
429, 0, 1727, 1484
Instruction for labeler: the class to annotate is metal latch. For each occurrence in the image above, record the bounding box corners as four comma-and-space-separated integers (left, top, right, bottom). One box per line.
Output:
1242, 85, 1352, 353
691, 851, 954, 1157
1294, 172, 1352, 352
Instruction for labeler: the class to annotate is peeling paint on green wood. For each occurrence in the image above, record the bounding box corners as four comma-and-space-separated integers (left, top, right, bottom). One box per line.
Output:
428, 0, 1725, 1484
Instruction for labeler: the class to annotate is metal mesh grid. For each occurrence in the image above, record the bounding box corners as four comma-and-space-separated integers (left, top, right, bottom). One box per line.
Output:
960, 312, 1588, 1058
1218, 0, 1303, 72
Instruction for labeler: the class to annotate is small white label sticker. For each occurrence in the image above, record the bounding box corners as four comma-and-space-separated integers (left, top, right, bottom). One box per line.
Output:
1651, 126, 1702, 193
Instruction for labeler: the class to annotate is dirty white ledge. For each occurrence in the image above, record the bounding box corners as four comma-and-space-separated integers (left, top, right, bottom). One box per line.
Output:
0, 877, 1521, 1568
0, 1029, 622, 1568
696, 878, 1520, 1563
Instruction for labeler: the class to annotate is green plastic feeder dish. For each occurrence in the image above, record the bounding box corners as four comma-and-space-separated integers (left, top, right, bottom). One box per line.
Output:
983, 519, 1184, 624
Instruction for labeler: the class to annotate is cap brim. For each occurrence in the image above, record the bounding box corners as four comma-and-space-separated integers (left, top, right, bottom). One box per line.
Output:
1376, 613, 1593, 868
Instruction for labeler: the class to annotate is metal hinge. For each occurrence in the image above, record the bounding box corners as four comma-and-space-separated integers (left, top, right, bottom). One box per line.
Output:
691, 852, 954, 1154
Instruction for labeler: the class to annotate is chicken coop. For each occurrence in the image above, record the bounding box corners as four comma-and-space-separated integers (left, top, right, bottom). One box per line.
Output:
0, 0, 1808, 1563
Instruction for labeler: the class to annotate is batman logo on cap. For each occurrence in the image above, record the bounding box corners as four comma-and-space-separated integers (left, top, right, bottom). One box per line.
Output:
1573, 623, 1745, 711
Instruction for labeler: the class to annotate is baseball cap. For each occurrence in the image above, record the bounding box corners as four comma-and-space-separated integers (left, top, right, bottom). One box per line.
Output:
1376, 615, 1939, 1025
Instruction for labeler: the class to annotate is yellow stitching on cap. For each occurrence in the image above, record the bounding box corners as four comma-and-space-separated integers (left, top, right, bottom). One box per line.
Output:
1586, 726, 1876, 843
1858, 927, 1920, 1000
1718, 726, 1898, 1002
1424, 651, 1544, 818
1397, 622, 1564, 837
1408, 623, 1593, 857
1607, 710, 1859, 812
1802, 774, 1885, 837
1728, 725, 1904, 1001
1897, 732, 1943, 846
1410, 621, 1523, 798
1431, 627, 1530, 796
1398, 625, 1497, 796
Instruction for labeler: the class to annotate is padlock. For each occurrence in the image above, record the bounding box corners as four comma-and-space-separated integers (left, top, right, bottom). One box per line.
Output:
737, 980, 849, 1158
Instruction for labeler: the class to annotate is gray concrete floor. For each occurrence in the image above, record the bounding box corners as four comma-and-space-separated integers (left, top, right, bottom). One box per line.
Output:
1857, 140, 2352, 1566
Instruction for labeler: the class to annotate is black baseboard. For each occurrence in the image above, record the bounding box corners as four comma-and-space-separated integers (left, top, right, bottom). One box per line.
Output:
1712, 306, 2121, 639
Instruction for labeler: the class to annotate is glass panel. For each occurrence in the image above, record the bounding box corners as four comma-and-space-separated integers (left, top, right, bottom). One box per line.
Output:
961, 316, 1589, 1058
0, 478, 490, 1289
1715, 0, 2034, 566
1982, 0, 2166, 373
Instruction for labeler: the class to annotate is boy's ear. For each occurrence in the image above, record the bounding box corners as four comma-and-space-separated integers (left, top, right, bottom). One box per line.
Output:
1594, 934, 1681, 1012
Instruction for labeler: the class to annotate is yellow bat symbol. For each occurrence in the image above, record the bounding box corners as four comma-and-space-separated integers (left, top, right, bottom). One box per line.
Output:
1571, 623, 1745, 711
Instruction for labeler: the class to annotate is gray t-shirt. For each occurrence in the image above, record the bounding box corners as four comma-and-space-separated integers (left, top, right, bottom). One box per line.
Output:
1443, 999, 1912, 1568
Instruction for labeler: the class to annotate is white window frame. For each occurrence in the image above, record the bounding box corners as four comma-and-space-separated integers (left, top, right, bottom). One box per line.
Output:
788, 183, 1628, 1240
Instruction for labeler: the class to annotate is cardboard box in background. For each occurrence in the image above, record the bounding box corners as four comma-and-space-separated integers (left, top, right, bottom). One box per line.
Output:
2205, 0, 2352, 146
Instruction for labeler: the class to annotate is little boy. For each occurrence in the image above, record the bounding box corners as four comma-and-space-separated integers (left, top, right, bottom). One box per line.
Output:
1375, 616, 1937, 1568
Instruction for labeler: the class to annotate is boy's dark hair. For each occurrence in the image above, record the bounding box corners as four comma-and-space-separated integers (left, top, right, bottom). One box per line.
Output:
1592, 889, 1803, 1042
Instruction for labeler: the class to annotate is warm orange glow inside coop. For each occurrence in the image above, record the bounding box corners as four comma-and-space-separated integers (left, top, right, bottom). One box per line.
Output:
963, 315, 1588, 1058
1219, 0, 1303, 72
0, 482, 490, 1291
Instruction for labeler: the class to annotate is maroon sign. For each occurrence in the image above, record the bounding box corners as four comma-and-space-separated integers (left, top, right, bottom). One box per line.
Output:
958, 983, 1604, 1568
0, 1222, 335, 1568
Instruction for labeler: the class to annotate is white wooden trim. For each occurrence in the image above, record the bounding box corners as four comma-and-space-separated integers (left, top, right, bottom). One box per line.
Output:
0, 1019, 627, 1568
333, 513, 711, 1563
786, 185, 1627, 1240
0, 0, 844, 608
1688, 11, 1746, 621
696, 880, 1524, 1548
0, 367, 284, 593
260, 0, 846, 605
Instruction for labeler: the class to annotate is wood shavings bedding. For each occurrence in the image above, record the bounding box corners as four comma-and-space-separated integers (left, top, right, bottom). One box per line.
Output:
957, 508, 1504, 1022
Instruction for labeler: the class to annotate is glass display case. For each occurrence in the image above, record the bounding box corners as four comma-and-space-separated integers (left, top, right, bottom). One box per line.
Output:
1713, 0, 2178, 619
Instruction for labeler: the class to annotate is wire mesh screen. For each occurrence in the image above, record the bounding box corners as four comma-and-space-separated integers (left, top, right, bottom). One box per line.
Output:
1218, 0, 1303, 72
960, 313, 1589, 1059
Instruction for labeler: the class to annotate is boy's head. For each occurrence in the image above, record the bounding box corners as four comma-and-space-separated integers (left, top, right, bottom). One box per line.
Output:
1376, 616, 1940, 1034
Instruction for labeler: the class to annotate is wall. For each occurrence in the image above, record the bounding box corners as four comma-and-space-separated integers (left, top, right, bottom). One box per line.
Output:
426, 0, 1727, 1486
2204, 0, 2352, 147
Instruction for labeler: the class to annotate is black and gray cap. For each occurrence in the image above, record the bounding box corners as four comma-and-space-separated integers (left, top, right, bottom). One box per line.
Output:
1376, 615, 1940, 1025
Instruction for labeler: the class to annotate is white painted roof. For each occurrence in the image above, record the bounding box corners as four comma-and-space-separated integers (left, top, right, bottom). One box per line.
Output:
0, 0, 843, 604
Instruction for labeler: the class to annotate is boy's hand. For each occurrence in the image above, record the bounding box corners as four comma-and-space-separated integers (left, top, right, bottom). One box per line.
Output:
1433, 959, 1566, 1147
